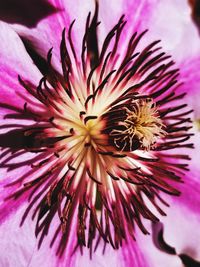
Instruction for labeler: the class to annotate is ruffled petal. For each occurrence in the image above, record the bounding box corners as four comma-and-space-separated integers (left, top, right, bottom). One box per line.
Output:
136, 229, 182, 267
142, 135, 200, 263
160, 185, 200, 261
148, 145, 200, 262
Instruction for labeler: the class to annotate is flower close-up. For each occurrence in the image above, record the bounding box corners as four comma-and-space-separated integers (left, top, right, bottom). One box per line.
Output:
0, 0, 200, 266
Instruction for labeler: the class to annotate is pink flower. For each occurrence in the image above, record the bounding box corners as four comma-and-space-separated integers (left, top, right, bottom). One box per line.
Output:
0, 0, 200, 266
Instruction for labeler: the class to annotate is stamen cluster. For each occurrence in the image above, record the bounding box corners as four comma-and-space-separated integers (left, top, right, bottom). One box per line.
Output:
108, 98, 166, 151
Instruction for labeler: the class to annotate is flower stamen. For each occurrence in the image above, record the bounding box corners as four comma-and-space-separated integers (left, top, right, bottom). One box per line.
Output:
109, 98, 166, 151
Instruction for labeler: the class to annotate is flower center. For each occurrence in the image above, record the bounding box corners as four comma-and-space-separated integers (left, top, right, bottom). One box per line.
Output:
78, 116, 104, 147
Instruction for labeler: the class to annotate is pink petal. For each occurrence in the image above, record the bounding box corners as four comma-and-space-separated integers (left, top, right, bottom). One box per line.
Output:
0, 204, 126, 267
0, 21, 41, 107
0, 206, 149, 267
0, 150, 53, 224
179, 57, 200, 119
0, 204, 36, 267
98, 0, 159, 47
0, 203, 78, 267
146, 0, 200, 61
175, 56, 200, 172
0, 202, 193, 267
160, 189, 200, 260
0, 204, 60, 267
0, 23, 47, 223
73, 245, 123, 267
147, 152, 200, 262
10, 0, 200, 73
97, 0, 200, 62
135, 229, 182, 267
12, 0, 95, 69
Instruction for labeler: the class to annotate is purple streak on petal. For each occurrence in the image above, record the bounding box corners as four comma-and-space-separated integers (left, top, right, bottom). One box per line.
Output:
175, 170, 200, 215
26, 210, 78, 267
73, 246, 121, 267
0, 187, 30, 224
98, 0, 158, 33
120, 239, 151, 267
0, 0, 60, 28
98, 0, 159, 51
